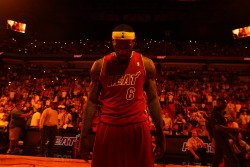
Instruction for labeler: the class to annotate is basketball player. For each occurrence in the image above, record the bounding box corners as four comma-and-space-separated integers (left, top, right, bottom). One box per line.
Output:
79, 24, 165, 167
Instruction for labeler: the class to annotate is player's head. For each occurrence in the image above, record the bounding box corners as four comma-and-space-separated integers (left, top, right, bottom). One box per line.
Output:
112, 24, 136, 61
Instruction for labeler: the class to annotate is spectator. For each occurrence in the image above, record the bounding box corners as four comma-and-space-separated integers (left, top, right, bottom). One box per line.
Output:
39, 102, 58, 157
236, 101, 242, 113
174, 113, 186, 134
187, 129, 207, 166
30, 108, 42, 127
197, 125, 211, 141
7, 103, 32, 154
188, 103, 199, 113
63, 120, 74, 130
172, 123, 181, 135
239, 110, 250, 130
58, 105, 72, 129
188, 112, 199, 128
0, 107, 5, 119
0, 114, 9, 129
225, 100, 236, 114
0, 114, 9, 150
162, 112, 172, 129
183, 123, 193, 136
199, 103, 208, 112
229, 132, 250, 167
240, 103, 249, 115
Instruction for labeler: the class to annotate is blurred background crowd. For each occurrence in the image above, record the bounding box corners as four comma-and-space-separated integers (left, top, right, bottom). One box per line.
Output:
0, 37, 250, 57
0, 59, 249, 140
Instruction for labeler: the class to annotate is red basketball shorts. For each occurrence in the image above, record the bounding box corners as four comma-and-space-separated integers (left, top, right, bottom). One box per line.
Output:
91, 121, 154, 167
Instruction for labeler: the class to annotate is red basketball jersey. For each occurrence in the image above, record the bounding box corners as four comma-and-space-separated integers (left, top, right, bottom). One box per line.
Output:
99, 51, 148, 125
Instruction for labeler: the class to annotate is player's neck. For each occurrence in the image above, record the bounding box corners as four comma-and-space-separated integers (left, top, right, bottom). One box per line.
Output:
113, 52, 131, 64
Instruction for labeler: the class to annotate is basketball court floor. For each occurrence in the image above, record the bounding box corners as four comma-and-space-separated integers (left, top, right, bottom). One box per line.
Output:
0, 154, 211, 167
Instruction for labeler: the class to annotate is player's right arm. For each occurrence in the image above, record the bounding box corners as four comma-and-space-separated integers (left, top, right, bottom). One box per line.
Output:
79, 58, 103, 161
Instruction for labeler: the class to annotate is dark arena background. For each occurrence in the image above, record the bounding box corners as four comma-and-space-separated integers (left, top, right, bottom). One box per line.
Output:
0, 0, 250, 167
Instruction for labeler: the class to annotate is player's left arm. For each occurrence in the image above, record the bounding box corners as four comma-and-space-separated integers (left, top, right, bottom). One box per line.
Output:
143, 56, 165, 159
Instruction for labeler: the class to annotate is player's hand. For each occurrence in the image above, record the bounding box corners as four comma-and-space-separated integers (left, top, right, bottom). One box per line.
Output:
154, 132, 166, 160
79, 136, 91, 163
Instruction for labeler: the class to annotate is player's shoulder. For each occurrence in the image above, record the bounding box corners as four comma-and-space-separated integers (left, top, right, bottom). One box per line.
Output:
141, 55, 155, 71
91, 53, 112, 77
91, 57, 104, 72
140, 55, 156, 78
141, 55, 154, 65
141, 54, 152, 62
95, 57, 104, 65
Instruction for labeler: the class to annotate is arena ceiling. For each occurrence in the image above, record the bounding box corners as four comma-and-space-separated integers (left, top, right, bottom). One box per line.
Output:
0, 0, 249, 42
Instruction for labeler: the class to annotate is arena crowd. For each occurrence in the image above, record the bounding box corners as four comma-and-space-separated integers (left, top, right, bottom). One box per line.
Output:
0, 63, 249, 137
0, 37, 250, 57
0, 38, 249, 162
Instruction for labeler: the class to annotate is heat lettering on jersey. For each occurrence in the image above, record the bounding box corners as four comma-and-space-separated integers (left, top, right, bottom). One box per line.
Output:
107, 71, 141, 87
